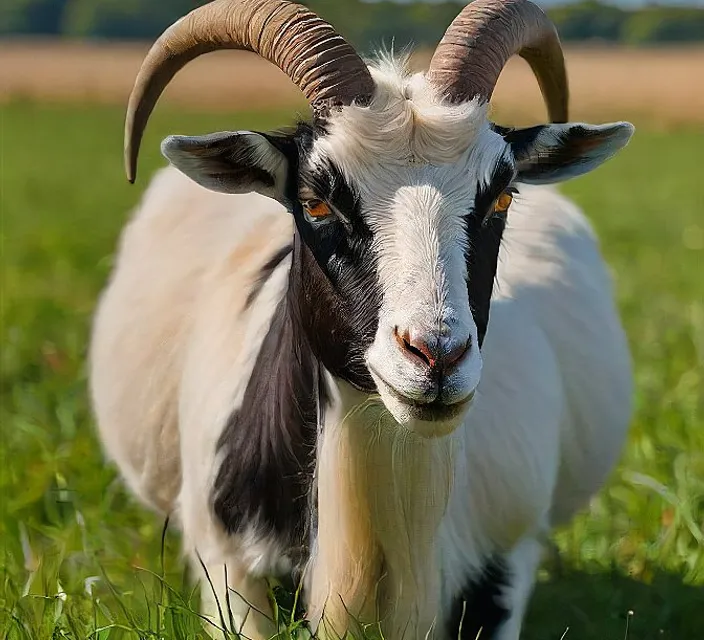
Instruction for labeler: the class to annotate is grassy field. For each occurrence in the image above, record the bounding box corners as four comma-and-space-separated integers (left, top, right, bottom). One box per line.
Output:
1, 97, 703, 640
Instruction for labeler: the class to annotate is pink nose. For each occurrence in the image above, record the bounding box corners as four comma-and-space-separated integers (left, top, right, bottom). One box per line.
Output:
394, 326, 470, 373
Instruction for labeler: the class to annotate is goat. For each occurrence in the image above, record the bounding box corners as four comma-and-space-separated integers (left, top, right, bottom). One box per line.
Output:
89, 1, 634, 639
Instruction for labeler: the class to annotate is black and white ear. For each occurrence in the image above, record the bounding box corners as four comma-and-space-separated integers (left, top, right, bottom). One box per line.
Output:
504, 122, 635, 185
161, 131, 290, 200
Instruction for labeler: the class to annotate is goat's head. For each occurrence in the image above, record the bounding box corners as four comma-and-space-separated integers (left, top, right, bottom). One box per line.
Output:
125, 0, 633, 438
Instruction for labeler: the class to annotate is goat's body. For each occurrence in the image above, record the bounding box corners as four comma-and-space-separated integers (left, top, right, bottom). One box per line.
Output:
90, 165, 631, 639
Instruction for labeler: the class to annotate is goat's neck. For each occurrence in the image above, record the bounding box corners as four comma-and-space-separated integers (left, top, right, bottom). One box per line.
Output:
286, 232, 456, 639
308, 382, 456, 640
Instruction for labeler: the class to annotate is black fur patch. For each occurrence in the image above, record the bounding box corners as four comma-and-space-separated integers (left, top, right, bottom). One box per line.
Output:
212, 242, 326, 570
212, 123, 382, 572
465, 160, 515, 346
244, 244, 293, 309
445, 557, 512, 640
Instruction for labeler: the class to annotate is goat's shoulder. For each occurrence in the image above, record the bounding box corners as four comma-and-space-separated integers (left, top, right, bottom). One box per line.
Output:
496, 183, 614, 307
121, 167, 288, 260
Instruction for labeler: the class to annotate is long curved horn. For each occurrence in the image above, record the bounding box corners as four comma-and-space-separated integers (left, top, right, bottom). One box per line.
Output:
125, 0, 374, 183
427, 0, 568, 123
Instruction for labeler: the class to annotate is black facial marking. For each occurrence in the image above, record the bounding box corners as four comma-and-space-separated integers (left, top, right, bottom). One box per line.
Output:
465, 160, 515, 346
445, 556, 511, 640
302, 157, 359, 221
291, 213, 380, 392
290, 138, 381, 392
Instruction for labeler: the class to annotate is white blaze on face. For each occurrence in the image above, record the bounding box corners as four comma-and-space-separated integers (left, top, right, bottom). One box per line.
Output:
366, 165, 478, 387
313, 59, 512, 435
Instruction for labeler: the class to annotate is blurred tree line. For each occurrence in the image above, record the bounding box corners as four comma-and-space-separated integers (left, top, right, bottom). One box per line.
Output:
2, 0, 703, 46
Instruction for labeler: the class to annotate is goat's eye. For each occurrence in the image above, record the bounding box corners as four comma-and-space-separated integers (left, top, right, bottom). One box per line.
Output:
303, 199, 332, 221
494, 191, 513, 214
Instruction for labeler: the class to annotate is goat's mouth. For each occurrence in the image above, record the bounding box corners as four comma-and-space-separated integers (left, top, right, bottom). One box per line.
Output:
402, 397, 472, 423
369, 364, 475, 426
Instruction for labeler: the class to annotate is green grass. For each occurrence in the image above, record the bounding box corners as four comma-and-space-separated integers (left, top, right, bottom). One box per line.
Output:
1, 101, 702, 639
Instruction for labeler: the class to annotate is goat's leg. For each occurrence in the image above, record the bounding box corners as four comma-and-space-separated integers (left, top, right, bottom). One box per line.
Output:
186, 542, 278, 640
178, 491, 279, 640
495, 535, 544, 640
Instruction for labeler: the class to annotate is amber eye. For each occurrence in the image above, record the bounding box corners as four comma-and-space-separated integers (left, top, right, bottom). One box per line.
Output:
494, 192, 513, 214
303, 199, 332, 219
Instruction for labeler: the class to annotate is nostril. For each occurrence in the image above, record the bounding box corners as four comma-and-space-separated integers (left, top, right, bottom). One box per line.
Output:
394, 326, 471, 371
394, 326, 435, 368
407, 339, 435, 368
445, 336, 471, 370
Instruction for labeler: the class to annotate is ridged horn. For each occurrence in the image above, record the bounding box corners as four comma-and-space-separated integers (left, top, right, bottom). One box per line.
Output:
125, 0, 374, 182
427, 0, 568, 123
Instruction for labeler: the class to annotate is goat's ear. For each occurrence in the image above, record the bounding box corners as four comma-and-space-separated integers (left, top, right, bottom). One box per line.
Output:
504, 122, 634, 185
161, 131, 291, 200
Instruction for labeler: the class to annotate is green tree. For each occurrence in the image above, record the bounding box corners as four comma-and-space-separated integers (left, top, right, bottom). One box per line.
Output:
61, 0, 207, 39
548, 0, 626, 42
0, 0, 70, 35
1, 0, 703, 46
623, 8, 704, 44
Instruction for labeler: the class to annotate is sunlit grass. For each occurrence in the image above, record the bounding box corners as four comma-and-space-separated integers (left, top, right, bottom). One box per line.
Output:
1, 102, 702, 639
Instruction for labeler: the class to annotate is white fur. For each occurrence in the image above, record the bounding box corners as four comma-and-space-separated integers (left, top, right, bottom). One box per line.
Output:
312, 56, 512, 434
90, 57, 632, 640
